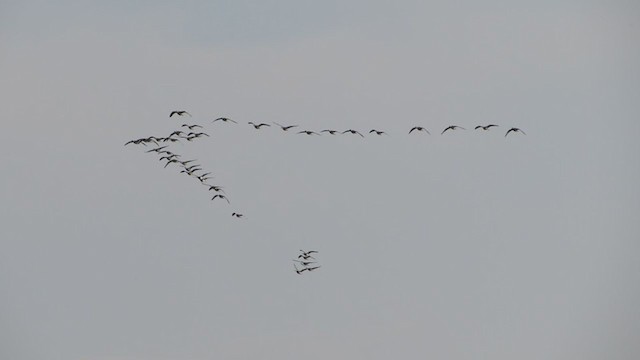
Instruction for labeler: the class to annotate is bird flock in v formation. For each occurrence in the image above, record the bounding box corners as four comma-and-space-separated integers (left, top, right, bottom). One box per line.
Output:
125, 110, 526, 274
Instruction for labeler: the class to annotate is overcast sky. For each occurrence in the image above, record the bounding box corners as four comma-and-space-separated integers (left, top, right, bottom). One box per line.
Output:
1, 1, 639, 359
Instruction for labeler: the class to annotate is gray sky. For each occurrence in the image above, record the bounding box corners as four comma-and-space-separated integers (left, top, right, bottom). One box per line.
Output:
1, 1, 639, 359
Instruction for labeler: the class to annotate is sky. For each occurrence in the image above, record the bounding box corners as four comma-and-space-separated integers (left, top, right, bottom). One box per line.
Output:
1, 1, 640, 359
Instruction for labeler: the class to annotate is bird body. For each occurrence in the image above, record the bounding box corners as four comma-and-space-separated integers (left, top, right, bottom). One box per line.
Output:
170, 111, 191, 117
297, 130, 319, 135
321, 129, 339, 135
248, 122, 270, 129
505, 127, 526, 137
409, 126, 430, 134
441, 125, 466, 134
211, 194, 230, 203
342, 129, 364, 137
474, 124, 499, 131
273, 122, 298, 131
213, 117, 237, 123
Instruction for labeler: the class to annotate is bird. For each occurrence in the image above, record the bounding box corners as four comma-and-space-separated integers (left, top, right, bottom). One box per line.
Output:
342, 129, 364, 138
321, 129, 339, 135
207, 185, 225, 193
298, 253, 316, 260
231, 212, 244, 218
212, 117, 237, 123
441, 125, 466, 134
474, 124, 499, 131
273, 122, 298, 131
292, 259, 316, 266
505, 127, 526, 137
179, 159, 197, 166
145, 145, 168, 153
211, 194, 230, 203
159, 154, 179, 162
300, 250, 318, 255
297, 130, 320, 135
294, 264, 308, 275
181, 124, 202, 130
369, 129, 388, 136
409, 126, 430, 134
306, 265, 321, 272
248, 122, 270, 129
164, 159, 180, 168
170, 110, 191, 117
191, 132, 209, 138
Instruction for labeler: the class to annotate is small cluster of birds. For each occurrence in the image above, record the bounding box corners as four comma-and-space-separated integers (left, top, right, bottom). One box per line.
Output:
293, 250, 321, 275
125, 121, 240, 217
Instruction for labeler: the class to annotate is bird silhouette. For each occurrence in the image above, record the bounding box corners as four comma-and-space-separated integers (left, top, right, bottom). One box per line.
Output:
306, 265, 321, 272
181, 124, 202, 130
273, 122, 298, 131
474, 124, 499, 131
293, 259, 317, 266
231, 212, 244, 218
505, 127, 526, 137
170, 111, 191, 117
409, 126, 430, 134
145, 145, 168, 153
342, 129, 364, 137
211, 194, 230, 203
248, 122, 270, 129
369, 129, 388, 136
297, 130, 320, 135
441, 125, 466, 134
321, 129, 339, 135
212, 117, 237, 123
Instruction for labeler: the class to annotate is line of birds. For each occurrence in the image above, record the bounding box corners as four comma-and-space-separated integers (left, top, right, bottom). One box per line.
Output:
125, 124, 243, 218
293, 250, 321, 274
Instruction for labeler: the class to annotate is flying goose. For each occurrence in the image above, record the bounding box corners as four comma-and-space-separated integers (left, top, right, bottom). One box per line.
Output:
474, 124, 499, 131
342, 129, 364, 137
298, 130, 320, 135
273, 122, 298, 131
212, 117, 237, 123
211, 194, 230, 203
169, 111, 191, 117
441, 125, 466, 134
321, 129, 339, 135
369, 129, 388, 136
409, 126, 430, 134
248, 122, 270, 129
505, 127, 526, 137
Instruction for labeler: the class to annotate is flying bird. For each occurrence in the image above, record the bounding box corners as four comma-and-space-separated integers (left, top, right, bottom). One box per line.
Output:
409, 126, 430, 134
297, 130, 320, 135
181, 124, 202, 130
505, 127, 526, 137
321, 129, 339, 135
207, 185, 225, 193
300, 250, 318, 255
273, 122, 298, 131
292, 259, 317, 267
294, 264, 308, 275
474, 124, 499, 131
248, 122, 270, 129
306, 265, 321, 272
369, 129, 388, 136
145, 145, 168, 153
231, 212, 244, 218
212, 117, 237, 123
342, 129, 364, 138
211, 194, 230, 203
441, 125, 466, 134
169, 111, 191, 117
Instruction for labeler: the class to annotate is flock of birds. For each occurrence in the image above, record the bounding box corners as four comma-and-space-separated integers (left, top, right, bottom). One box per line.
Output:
293, 250, 321, 275
126, 110, 527, 274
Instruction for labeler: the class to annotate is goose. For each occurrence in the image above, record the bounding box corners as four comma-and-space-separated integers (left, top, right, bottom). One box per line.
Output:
145, 145, 168, 153
292, 259, 316, 266
169, 110, 191, 117
321, 129, 339, 135
369, 129, 388, 136
231, 212, 244, 218
248, 122, 270, 129
505, 127, 526, 137
181, 124, 202, 130
441, 125, 466, 134
273, 122, 298, 131
409, 126, 430, 134
297, 130, 320, 135
342, 129, 364, 138
474, 124, 499, 131
211, 194, 230, 203
212, 117, 237, 123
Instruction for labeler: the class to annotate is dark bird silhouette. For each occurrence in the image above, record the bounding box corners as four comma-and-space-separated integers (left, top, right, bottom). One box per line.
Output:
212, 117, 237, 123
409, 126, 430, 134
294, 264, 308, 275
321, 129, 339, 135
164, 159, 180, 168
342, 129, 364, 138
248, 122, 270, 129
306, 265, 321, 272
297, 130, 320, 135
207, 185, 225, 193
170, 111, 191, 117
505, 127, 526, 137
298, 254, 316, 260
441, 125, 466, 134
159, 154, 179, 162
179, 159, 197, 166
181, 124, 202, 130
145, 145, 168, 153
369, 129, 388, 136
211, 194, 230, 203
231, 212, 244, 218
300, 250, 318, 255
293, 259, 317, 267
273, 122, 298, 131
474, 124, 499, 131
